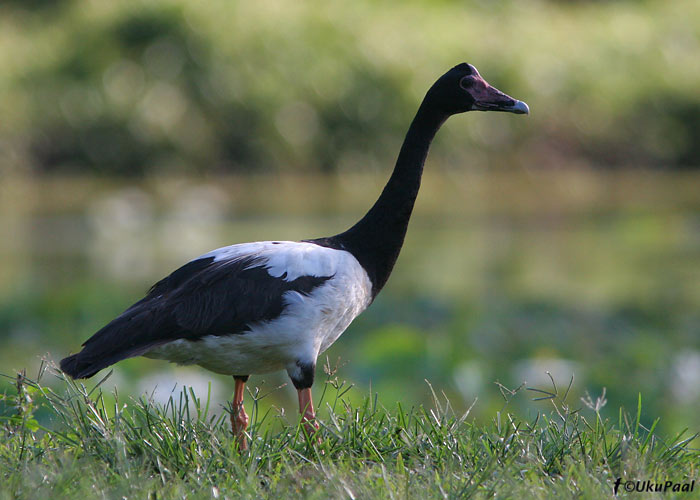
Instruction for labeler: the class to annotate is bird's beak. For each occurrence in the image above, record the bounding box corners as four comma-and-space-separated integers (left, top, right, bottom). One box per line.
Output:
473, 93, 529, 114
497, 99, 530, 114
470, 79, 529, 115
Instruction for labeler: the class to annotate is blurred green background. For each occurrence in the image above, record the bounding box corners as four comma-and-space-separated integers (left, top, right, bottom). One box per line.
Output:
1, 0, 698, 436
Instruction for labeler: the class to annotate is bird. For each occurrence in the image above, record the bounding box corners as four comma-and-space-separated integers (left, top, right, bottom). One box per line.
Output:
60, 63, 528, 450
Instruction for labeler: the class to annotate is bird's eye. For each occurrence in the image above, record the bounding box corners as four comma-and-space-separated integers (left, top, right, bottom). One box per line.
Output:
459, 76, 476, 89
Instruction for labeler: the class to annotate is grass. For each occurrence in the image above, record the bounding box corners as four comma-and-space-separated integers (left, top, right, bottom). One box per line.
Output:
1, 363, 698, 499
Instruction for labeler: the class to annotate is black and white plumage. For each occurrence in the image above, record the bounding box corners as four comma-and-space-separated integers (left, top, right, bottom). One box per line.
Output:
61, 241, 370, 387
61, 63, 527, 445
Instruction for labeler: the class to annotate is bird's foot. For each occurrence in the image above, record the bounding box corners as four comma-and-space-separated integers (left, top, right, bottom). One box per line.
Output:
301, 409, 320, 442
230, 402, 249, 451
296, 387, 321, 444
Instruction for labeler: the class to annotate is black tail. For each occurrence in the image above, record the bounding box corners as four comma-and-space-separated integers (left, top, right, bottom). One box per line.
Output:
59, 352, 103, 379
59, 301, 172, 379
59, 254, 228, 379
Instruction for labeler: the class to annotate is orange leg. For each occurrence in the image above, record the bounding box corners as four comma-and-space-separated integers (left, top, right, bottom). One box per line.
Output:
297, 387, 319, 438
230, 376, 249, 451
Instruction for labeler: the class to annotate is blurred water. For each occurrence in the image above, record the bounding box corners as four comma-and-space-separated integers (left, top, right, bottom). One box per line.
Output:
0, 172, 698, 432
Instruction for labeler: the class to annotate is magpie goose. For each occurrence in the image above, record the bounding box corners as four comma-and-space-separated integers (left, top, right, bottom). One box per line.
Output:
60, 63, 528, 449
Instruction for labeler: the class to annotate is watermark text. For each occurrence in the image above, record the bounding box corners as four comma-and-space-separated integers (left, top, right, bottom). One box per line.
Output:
614, 478, 695, 494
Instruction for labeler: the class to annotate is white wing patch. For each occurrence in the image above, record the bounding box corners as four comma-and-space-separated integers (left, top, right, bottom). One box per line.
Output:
201, 241, 343, 281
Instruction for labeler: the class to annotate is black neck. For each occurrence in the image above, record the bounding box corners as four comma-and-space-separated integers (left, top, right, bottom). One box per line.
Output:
314, 101, 447, 297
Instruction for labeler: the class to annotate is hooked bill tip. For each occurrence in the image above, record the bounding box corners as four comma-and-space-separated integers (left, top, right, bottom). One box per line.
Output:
511, 100, 529, 115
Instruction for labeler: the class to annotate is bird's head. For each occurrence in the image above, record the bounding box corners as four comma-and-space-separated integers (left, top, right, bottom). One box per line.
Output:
426, 63, 529, 116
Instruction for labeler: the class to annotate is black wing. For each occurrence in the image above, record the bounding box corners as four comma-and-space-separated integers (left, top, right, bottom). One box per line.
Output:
60, 255, 331, 378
